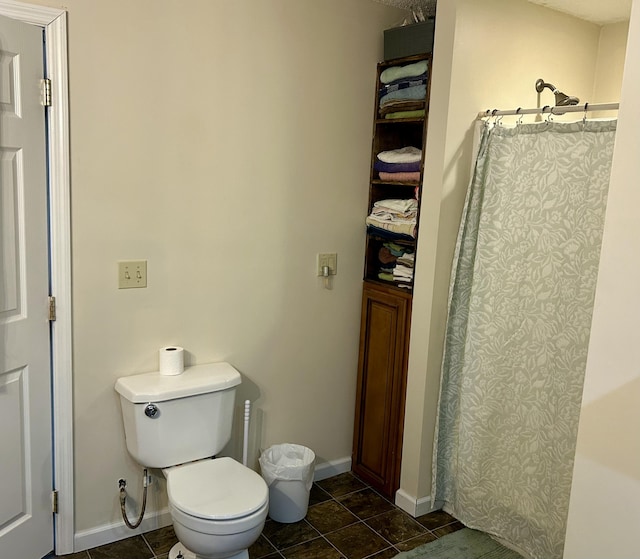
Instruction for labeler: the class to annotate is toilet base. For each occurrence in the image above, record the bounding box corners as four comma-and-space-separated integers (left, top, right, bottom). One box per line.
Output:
168, 542, 249, 559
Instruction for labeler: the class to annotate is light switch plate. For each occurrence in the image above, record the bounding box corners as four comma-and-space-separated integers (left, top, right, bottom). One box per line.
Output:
118, 260, 147, 289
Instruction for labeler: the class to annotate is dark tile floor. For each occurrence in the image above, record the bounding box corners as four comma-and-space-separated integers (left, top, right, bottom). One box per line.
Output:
52, 472, 463, 559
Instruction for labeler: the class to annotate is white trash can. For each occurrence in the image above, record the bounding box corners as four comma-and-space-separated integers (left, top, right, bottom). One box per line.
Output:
259, 443, 316, 523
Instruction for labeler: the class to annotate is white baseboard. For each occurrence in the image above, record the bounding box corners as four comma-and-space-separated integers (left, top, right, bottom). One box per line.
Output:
74, 507, 172, 552
313, 456, 352, 481
395, 488, 434, 518
73, 457, 352, 552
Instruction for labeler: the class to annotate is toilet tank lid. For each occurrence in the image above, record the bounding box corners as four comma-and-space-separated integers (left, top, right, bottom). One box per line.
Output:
115, 362, 241, 403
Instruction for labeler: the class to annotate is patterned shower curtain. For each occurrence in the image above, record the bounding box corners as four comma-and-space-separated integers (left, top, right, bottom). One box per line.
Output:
432, 119, 617, 559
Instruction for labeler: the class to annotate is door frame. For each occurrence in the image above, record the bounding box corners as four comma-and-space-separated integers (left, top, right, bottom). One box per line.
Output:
0, 1, 73, 554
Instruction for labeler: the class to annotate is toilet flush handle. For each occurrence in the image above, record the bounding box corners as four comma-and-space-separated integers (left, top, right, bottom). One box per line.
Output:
144, 403, 159, 418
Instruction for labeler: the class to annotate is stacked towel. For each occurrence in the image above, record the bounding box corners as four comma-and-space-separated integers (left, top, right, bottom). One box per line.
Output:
366, 198, 418, 240
373, 198, 417, 216
394, 251, 415, 285
374, 159, 420, 173
380, 101, 425, 118
379, 85, 427, 107
380, 60, 428, 84
374, 147, 422, 183
379, 76, 427, 97
378, 146, 421, 163
384, 109, 425, 120
379, 171, 420, 182
379, 60, 429, 119
376, 242, 415, 288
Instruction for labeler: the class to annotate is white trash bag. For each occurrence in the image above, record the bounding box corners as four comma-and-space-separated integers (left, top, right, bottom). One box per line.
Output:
259, 443, 315, 522
259, 443, 316, 489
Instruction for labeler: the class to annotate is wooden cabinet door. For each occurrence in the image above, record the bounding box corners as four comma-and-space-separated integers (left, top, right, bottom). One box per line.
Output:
352, 282, 411, 498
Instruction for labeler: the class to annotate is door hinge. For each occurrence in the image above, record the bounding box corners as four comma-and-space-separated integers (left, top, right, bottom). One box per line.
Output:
52, 490, 59, 514
48, 296, 56, 321
41, 78, 52, 107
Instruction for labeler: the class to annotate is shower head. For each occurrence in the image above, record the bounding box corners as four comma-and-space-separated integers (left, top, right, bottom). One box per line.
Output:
535, 78, 580, 107
554, 91, 581, 106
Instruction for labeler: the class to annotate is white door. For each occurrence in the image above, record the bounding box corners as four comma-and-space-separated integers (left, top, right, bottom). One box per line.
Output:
0, 12, 53, 559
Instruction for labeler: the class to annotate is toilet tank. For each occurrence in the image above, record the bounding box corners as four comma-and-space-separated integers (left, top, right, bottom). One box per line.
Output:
115, 362, 242, 468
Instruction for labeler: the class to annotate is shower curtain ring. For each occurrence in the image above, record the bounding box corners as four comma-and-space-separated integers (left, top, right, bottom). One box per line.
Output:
515, 107, 523, 126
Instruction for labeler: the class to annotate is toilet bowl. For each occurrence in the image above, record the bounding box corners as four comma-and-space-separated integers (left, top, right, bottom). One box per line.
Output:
115, 363, 269, 559
164, 457, 269, 559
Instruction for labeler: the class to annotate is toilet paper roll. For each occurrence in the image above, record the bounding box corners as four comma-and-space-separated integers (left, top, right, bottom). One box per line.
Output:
159, 346, 184, 376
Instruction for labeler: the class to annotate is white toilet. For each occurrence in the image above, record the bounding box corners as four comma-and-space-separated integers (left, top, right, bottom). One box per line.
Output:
115, 362, 268, 559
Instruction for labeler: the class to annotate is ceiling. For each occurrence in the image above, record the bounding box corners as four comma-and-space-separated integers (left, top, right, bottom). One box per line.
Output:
373, 0, 632, 24
526, 0, 631, 24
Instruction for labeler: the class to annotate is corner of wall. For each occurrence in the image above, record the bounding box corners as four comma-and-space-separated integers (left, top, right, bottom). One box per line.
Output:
395, 488, 434, 518
399, 0, 459, 502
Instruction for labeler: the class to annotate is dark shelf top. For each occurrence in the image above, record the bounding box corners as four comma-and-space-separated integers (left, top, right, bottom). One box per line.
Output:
377, 53, 431, 69
366, 233, 416, 246
375, 117, 425, 125
364, 277, 414, 294
371, 179, 420, 187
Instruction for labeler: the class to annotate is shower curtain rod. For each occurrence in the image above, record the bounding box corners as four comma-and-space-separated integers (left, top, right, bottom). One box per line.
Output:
478, 102, 619, 118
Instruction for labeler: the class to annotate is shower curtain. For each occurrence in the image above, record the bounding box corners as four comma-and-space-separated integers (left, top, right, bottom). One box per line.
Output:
432, 119, 617, 559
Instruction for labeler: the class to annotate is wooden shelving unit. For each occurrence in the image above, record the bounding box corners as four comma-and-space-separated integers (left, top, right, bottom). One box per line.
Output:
353, 53, 432, 499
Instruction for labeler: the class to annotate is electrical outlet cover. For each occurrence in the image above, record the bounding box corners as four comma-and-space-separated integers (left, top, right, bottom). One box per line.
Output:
317, 253, 337, 276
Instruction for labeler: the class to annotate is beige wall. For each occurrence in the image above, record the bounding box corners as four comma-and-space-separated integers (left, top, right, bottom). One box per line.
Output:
591, 20, 629, 119
28, 0, 404, 538
401, 0, 629, 508
593, 21, 629, 102
564, 1, 640, 557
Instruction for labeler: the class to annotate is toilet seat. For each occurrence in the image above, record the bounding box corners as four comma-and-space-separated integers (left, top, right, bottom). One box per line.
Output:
170, 498, 268, 537
166, 457, 268, 521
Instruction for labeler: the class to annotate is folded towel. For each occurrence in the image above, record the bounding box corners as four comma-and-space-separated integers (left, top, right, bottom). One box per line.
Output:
378, 171, 421, 183
384, 242, 407, 257
372, 203, 417, 216
366, 216, 416, 237
378, 247, 397, 265
384, 109, 426, 120
379, 84, 427, 107
374, 159, 421, 173
378, 272, 395, 282
377, 146, 422, 163
373, 198, 418, 214
397, 253, 415, 267
393, 264, 414, 278
371, 210, 417, 223
380, 60, 428, 84
379, 100, 425, 117
379, 75, 427, 96
379, 271, 413, 286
